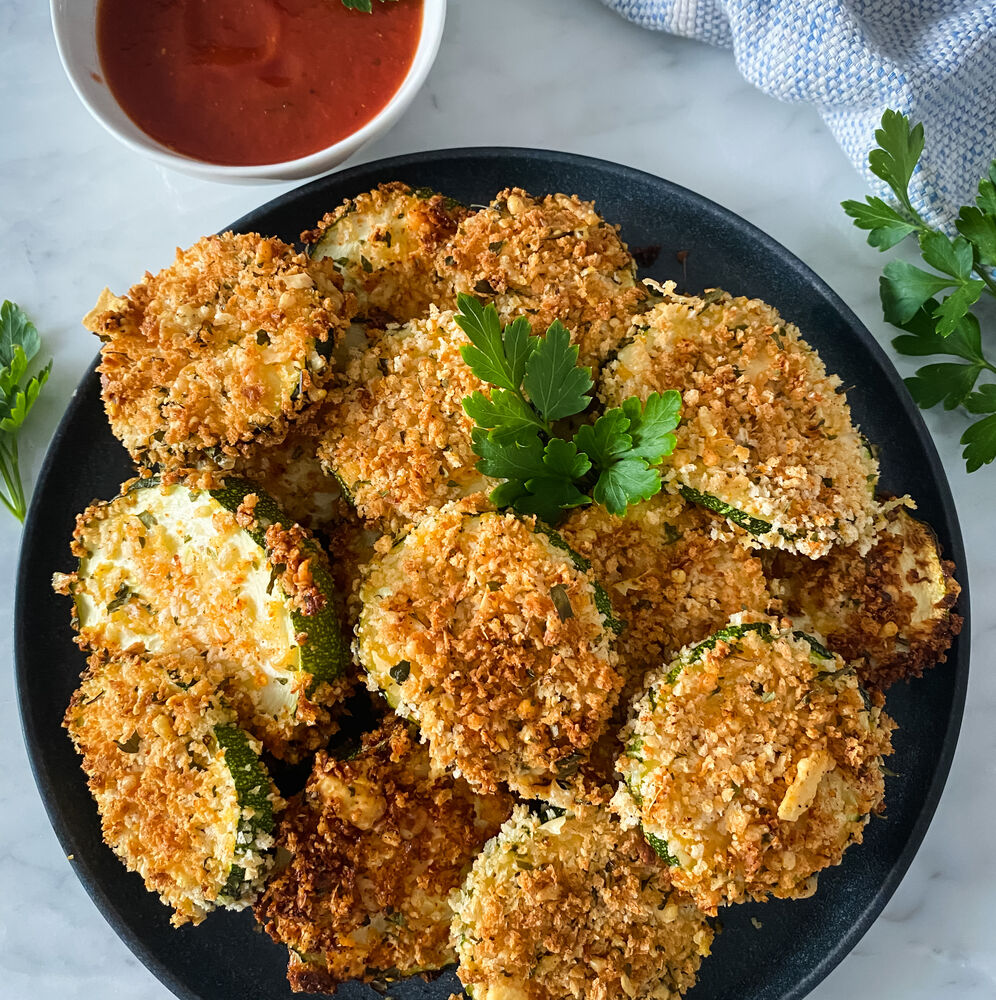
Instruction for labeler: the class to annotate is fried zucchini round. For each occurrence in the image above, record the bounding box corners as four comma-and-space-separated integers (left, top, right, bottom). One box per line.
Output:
600, 284, 882, 558
614, 615, 894, 913
451, 804, 713, 1000
304, 181, 466, 321
356, 505, 624, 800
85, 232, 352, 468
255, 718, 512, 993
438, 188, 647, 371
64, 650, 281, 927
59, 474, 353, 760
768, 505, 963, 690
317, 307, 493, 530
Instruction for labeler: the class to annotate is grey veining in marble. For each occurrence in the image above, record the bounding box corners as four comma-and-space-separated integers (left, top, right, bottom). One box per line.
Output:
1, 0, 993, 998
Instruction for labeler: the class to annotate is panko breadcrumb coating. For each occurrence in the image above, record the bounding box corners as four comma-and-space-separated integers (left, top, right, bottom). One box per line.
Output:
561, 494, 771, 800
304, 181, 466, 322
64, 650, 281, 927
255, 718, 512, 994
614, 614, 895, 913
768, 506, 962, 691
317, 307, 494, 530
85, 232, 352, 469
356, 505, 623, 801
438, 188, 647, 371
600, 284, 882, 558
451, 804, 713, 1000
58, 473, 353, 761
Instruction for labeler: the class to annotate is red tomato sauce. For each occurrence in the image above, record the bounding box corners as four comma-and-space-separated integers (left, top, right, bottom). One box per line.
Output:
96, 0, 424, 166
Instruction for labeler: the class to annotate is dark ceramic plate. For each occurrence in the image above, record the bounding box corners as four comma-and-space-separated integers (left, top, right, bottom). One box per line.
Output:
16, 149, 969, 1000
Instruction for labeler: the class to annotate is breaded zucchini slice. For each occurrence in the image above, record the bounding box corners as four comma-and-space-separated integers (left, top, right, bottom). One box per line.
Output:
254, 718, 512, 993
58, 474, 352, 760
64, 650, 281, 926
317, 307, 494, 530
84, 232, 352, 469
768, 506, 963, 690
561, 492, 769, 692
356, 504, 624, 800
614, 615, 895, 914
437, 188, 647, 371
600, 284, 882, 558
451, 804, 713, 1000
304, 181, 466, 321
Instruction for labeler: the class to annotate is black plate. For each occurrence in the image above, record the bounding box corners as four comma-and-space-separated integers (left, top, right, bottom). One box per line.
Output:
16, 149, 969, 1000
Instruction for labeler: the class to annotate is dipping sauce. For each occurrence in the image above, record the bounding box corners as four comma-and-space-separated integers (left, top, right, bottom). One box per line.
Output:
96, 0, 424, 166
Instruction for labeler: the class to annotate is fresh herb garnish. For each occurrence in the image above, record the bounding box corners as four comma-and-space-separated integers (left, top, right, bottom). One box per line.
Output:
340, 0, 398, 11
842, 109, 996, 472
0, 301, 52, 522
456, 294, 681, 522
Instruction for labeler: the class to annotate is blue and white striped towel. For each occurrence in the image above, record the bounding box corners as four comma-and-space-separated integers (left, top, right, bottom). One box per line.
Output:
601, 0, 996, 226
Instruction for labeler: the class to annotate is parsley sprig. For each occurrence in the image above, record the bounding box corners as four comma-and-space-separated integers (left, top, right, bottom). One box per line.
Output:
842, 109, 996, 472
0, 301, 51, 521
456, 294, 681, 522
340, 0, 397, 12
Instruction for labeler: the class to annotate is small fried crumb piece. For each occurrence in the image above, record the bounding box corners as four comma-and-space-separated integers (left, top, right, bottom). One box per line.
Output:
85, 232, 352, 469
767, 505, 963, 691
614, 614, 895, 914
600, 284, 882, 558
439, 188, 647, 371
304, 181, 467, 322
254, 718, 512, 994
317, 307, 494, 531
451, 804, 713, 1000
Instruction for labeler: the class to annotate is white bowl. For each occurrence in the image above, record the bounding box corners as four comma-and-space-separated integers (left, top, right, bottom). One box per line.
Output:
50, 0, 446, 183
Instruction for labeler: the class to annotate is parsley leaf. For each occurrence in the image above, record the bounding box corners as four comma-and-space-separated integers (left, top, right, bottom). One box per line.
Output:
0, 302, 52, 521
457, 298, 681, 521
340, 0, 398, 11
843, 110, 996, 472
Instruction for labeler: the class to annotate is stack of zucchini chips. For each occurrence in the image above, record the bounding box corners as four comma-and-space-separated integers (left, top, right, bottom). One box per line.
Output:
57, 186, 962, 998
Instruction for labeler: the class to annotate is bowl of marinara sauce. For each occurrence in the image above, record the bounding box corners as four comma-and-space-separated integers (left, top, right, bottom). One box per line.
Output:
51, 0, 445, 182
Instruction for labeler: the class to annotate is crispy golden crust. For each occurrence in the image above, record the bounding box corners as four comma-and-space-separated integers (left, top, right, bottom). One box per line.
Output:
451, 805, 713, 1000
254, 718, 513, 993
600, 285, 882, 558
317, 308, 493, 531
561, 495, 771, 800
303, 182, 466, 322
64, 650, 280, 927
356, 507, 623, 799
614, 615, 895, 913
86, 232, 352, 468
438, 188, 647, 371
768, 507, 963, 691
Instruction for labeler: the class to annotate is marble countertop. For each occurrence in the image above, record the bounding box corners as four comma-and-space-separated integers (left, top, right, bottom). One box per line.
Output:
1, 1, 993, 997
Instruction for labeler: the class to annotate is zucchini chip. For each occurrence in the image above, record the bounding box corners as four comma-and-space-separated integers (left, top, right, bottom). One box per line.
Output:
84, 232, 352, 469
437, 188, 648, 372
614, 615, 894, 913
255, 718, 512, 993
451, 804, 713, 1000
304, 181, 466, 322
60, 475, 352, 760
317, 307, 493, 530
768, 506, 963, 690
64, 650, 281, 926
599, 284, 883, 558
356, 505, 623, 801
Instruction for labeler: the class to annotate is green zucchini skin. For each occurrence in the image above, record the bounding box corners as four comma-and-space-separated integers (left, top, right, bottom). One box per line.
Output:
677, 485, 773, 536
207, 477, 350, 686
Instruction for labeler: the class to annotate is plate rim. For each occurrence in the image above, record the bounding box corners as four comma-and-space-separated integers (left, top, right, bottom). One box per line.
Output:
15, 145, 970, 1000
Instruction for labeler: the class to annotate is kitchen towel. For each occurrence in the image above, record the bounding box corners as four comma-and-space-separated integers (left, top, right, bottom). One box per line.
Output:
601, 0, 996, 226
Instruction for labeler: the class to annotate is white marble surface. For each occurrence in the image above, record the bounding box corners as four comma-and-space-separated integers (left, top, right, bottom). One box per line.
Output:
1, 0, 993, 997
